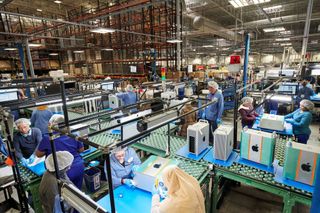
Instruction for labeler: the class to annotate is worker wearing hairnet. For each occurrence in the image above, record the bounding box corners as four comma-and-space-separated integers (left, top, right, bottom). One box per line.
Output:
116, 84, 138, 112
284, 99, 314, 144
178, 103, 196, 137
13, 118, 42, 166
151, 165, 205, 213
202, 81, 224, 143
30, 105, 53, 135
106, 147, 141, 188
39, 151, 74, 213
238, 97, 259, 128
36, 114, 85, 189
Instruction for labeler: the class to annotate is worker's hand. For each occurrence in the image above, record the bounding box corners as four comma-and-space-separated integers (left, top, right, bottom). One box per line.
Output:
152, 185, 160, 196
216, 118, 222, 125
131, 165, 140, 178
201, 111, 206, 119
285, 119, 294, 124
21, 158, 28, 167
28, 154, 35, 164
123, 179, 135, 188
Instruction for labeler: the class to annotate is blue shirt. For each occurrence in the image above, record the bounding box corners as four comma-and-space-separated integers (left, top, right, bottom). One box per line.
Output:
108, 148, 141, 188
37, 135, 84, 164
285, 109, 312, 135
13, 128, 42, 159
297, 86, 315, 101
30, 109, 53, 135
205, 91, 224, 122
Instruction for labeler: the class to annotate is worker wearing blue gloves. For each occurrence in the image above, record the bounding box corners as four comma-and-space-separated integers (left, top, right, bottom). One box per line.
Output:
285, 99, 314, 144
202, 81, 224, 143
116, 84, 138, 112
13, 118, 42, 166
107, 147, 141, 189
36, 114, 85, 189
30, 105, 53, 135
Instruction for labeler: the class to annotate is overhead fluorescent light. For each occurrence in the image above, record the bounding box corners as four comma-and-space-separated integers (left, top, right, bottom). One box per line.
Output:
36, 9, 43, 12
49, 53, 59, 56
28, 43, 42, 47
167, 39, 182, 43
73, 50, 84, 53
202, 45, 214, 48
229, 0, 270, 8
54, 0, 62, 3
102, 48, 113, 51
275, 38, 290, 41
263, 5, 282, 11
196, 52, 204, 55
90, 27, 115, 34
57, 18, 64, 21
4, 48, 17, 51
263, 27, 285, 32
280, 30, 291, 35
222, 47, 229, 51
280, 43, 292, 46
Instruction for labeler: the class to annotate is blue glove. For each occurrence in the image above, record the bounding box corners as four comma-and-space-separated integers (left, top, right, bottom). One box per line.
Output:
21, 158, 28, 167
123, 179, 135, 188
131, 165, 140, 178
152, 185, 159, 196
285, 119, 294, 124
201, 111, 206, 119
216, 118, 222, 125
28, 154, 35, 164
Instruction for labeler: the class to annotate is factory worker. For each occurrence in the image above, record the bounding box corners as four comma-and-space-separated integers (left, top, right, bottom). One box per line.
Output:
284, 99, 314, 144
116, 84, 138, 112
297, 78, 315, 103
107, 147, 141, 189
30, 105, 53, 135
151, 165, 205, 213
39, 151, 74, 213
13, 118, 42, 166
36, 114, 85, 189
203, 81, 224, 143
238, 97, 259, 128
178, 103, 196, 137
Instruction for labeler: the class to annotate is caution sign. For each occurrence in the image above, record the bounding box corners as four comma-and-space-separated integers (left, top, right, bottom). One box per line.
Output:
230, 55, 241, 64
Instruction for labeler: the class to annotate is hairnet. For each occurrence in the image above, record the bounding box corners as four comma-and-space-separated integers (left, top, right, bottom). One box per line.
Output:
160, 165, 205, 213
300, 99, 314, 111
45, 151, 74, 172
15, 118, 31, 127
49, 114, 64, 125
126, 84, 134, 92
208, 81, 219, 89
241, 97, 253, 104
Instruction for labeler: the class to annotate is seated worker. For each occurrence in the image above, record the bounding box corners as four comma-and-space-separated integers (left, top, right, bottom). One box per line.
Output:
238, 97, 259, 128
36, 114, 85, 189
151, 165, 205, 213
297, 78, 315, 103
30, 105, 53, 135
13, 118, 42, 166
178, 103, 196, 137
285, 99, 314, 144
203, 81, 224, 143
39, 151, 74, 213
107, 147, 141, 189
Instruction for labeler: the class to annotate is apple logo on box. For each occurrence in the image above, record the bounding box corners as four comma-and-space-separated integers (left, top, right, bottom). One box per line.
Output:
153, 163, 161, 169
301, 163, 311, 172
251, 144, 259, 152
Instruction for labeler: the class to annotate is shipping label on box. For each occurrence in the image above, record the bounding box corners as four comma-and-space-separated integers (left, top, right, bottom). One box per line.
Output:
133, 156, 179, 192
283, 142, 320, 186
240, 129, 275, 166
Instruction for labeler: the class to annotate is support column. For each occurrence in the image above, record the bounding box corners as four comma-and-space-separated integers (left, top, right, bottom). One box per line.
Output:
17, 43, 31, 98
176, 0, 181, 71
243, 33, 250, 96
300, 0, 313, 71
25, 39, 35, 78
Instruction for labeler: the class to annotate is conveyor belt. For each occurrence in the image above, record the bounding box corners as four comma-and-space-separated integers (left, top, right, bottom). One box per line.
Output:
174, 156, 209, 182
274, 137, 287, 167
